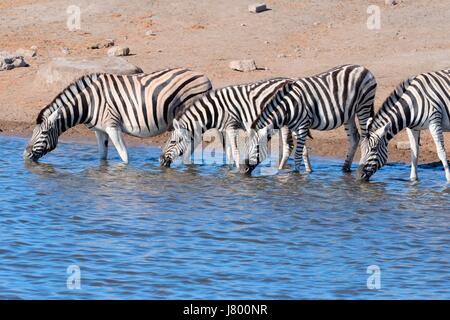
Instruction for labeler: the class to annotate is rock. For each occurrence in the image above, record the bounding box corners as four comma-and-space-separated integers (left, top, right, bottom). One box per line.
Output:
396, 141, 410, 150
35, 57, 143, 88
248, 3, 267, 13
0, 53, 29, 71
16, 47, 37, 58
104, 39, 115, 48
13, 57, 28, 68
61, 47, 70, 55
385, 0, 397, 5
229, 59, 257, 72
88, 39, 115, 50
145, 30, 156, 36
107, 46, 130, 57
277, 53, 287, 58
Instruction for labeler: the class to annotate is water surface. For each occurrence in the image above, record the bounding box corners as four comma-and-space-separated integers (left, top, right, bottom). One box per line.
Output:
0, 135, 448, 299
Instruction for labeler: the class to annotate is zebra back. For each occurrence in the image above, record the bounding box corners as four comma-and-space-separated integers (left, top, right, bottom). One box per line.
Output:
251, 64, 377, 132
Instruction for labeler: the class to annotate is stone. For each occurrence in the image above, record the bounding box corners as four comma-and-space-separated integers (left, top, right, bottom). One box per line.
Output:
16, 47, 37, 58
396, 141, 410, 150
13, 57, 28, 68
35, 57, 143, 88
0, 54, 29, 71
88, 39, 115, 50
385, 0, 397, 5
248, 3, 267, 13
107, 46, 130, 57
229, 59, 257, 72
145, 30, 156, 36
61, 47, 70, 55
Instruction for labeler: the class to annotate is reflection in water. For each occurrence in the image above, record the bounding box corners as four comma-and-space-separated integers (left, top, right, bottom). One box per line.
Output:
0, 136, 449, 299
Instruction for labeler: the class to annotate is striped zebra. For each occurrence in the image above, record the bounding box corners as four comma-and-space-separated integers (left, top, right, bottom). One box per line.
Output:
23, 68, 212, 163
159, 77, 311, 170
243, 64, 377, 174
358, 69, 450, 182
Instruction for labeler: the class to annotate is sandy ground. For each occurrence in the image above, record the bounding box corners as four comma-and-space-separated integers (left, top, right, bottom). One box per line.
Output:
0, 0, 449, 163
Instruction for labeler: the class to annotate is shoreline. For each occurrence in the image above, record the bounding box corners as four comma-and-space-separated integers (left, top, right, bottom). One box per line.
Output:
2, 118, 446, 165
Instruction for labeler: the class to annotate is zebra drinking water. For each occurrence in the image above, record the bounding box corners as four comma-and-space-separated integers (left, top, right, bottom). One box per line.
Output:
159, 77, 311, 170
23, 68, 212, 163
242, 64, 377, 174
358, 68, 450, 182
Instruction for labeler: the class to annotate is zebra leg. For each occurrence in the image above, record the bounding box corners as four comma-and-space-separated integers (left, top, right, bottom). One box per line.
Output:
292, 130, 312, 173
406, 128, 420, 181
343, 119, 360, 172
293, 128, 309, 172
95, 130, 109, 160
226, 129, 240, 169
429, 122, 450, 182
279, 126, 292, 169
303, 145, 312, 173
106, 127, 129, 164
224, 136, 233, 167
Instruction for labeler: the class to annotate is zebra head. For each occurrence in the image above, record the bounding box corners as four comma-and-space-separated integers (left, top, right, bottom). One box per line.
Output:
160, 119, 191, 167
24, 109, 62, 162
358, 122, 392, 181
242, 125, 272, 175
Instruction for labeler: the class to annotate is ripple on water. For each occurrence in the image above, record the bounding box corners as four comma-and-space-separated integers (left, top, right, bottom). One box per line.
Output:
0, 136, 448, 299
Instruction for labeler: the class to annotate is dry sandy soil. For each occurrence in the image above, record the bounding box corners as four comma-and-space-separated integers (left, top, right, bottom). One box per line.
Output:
0, 0, 449, 164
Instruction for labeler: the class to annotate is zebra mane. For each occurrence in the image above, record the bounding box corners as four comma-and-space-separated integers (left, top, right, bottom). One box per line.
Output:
370, 76, 415, 131
36, 73, 100, 124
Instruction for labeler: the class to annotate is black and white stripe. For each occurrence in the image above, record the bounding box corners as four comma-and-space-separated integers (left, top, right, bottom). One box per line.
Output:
159, 77, 311, 169
24, 68, 212, 163
358, 68, 450, 181
245, 64, 377, 173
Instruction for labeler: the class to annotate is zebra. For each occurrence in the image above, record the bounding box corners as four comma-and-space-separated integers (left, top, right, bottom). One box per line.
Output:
159, 77, 311, 170
242, 64, 377, 174
23, 68, 212, 163
358, 68, 450, 182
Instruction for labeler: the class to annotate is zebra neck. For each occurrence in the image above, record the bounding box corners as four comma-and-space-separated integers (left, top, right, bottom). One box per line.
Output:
57, 94, 91, 133
180, 99, 221, 134
254, 97, 288, 130
372, 100, 412, 140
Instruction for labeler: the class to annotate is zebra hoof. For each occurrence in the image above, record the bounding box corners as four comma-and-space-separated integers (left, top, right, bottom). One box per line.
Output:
342, 166, 352, 173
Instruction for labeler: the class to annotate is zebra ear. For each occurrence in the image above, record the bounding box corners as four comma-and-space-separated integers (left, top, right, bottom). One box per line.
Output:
263, 123, 274, 134
48, 109, 62, 124
375, 122, 392, 138
366, 117, 373, 131
260, 124, 273, 137
172, 119, 181, 131
364, 117, 373, 138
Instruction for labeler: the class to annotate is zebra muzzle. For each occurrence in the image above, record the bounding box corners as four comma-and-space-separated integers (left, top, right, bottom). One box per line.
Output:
241, 161, 256, 176
160, 155, 172, 168
357, 165, 372, 181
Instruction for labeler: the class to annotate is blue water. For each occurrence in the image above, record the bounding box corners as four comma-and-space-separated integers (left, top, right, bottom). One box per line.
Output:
0, 135, 448, 299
